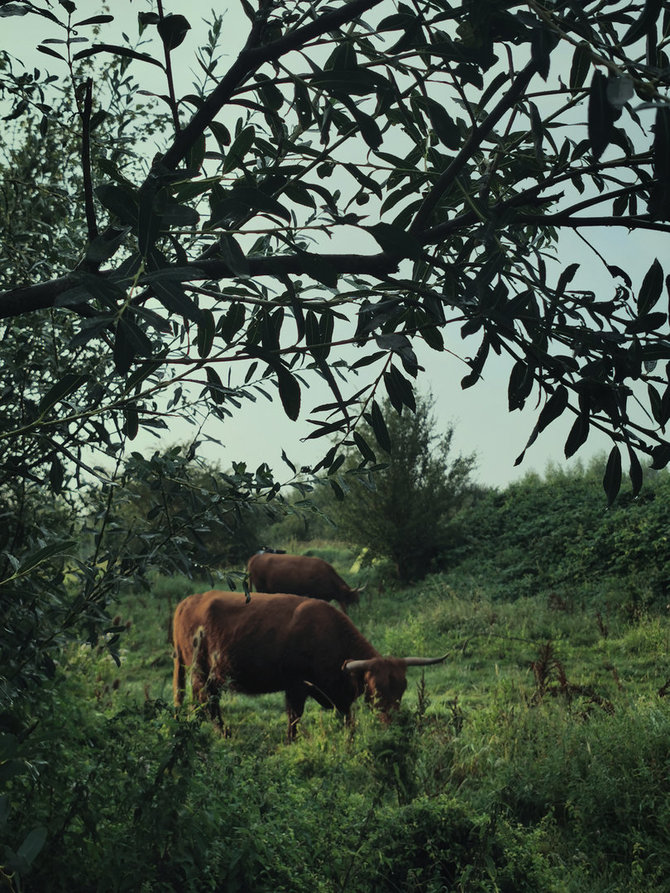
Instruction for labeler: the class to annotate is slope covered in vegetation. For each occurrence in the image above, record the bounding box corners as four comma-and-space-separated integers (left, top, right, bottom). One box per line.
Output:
6, 460, 670, 892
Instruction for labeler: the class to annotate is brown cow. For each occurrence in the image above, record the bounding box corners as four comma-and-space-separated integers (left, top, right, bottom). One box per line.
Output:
247, 551, 361, 613
172, 590, 447, 741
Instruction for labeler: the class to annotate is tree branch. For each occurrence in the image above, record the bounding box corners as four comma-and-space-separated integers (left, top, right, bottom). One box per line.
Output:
408, 59, 540, 235
0, 251, 400, 320
160, 0, 386, 171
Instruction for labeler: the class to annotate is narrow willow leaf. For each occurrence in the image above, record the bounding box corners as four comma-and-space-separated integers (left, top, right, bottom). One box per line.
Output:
276, 366, 301, 420
638, 258, 663, 314
537, 385, 569, 433
628, 446, 643, 496
569, 41, 592, 90
621, 0, 663, 46
281, 449, 297, 473
651, 442, 670, 469
603, 445, 622, 505
649, 107, 670, 220
353, 431, 376, 464
370, 400, 391, 453
206, 366, 225, 404
38, 373, 88, 415
564, 412, 590, 458
531, 21, 559, 80
197, 309, 215, 358
73, 44, 164, 68
587, 70, 615, 160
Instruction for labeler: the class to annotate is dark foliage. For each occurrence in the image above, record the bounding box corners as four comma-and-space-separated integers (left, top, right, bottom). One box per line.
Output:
330, 394, 477, 582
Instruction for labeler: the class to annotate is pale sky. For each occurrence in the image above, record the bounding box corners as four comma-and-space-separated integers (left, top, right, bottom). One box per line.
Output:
2, 3, 663, 490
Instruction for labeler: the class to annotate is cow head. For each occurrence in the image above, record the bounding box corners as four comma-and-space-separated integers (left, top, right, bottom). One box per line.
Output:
343, 653, 448, 722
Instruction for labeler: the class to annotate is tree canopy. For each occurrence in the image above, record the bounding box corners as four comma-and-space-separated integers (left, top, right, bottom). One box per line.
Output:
1, 0, 670, 505
331, 394, 477, 582
3, 0, 670, 728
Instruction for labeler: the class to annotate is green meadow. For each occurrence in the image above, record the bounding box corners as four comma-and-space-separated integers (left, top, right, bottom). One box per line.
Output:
11, 533, 670, 893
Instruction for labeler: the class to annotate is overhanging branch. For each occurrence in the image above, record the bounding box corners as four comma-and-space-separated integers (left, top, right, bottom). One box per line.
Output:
0, 251, 401, 321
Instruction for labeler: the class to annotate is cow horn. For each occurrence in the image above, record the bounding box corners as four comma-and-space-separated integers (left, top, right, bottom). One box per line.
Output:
343, 658, 376, 673
344, 653, 449, 672
401, 653, 449, 667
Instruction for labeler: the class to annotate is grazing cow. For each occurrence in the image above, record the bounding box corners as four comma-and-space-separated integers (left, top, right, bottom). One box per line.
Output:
247, 551, 361, 613
172, 590, 447, 741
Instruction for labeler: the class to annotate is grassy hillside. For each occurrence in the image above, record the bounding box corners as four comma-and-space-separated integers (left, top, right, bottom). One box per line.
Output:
9, 541, 670, 892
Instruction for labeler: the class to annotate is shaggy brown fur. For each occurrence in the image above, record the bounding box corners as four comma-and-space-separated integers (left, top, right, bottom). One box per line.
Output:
247, 552, 361, 613
172, 590, 411, 740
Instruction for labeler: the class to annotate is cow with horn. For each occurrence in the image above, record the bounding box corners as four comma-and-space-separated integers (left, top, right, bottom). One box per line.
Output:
172, 590, 447, 741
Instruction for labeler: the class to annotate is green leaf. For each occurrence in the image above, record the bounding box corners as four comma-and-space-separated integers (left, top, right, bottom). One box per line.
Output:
555, 262, 580, 298
508, 361, 534, 411
383, 364, 416, 413
15, 541, 77, 578
210, 186, 291, 226
310, 69, 390, 98
17, 828, 47, 867
73, 44, 165, 68
293, 80, 312, 128
638, 258, 664, 315
369, 400, 392, 453
255, 73, 284, 111
219, 233, 250, 277
96, 183, 138, 226
84, 226, 129, 264
366, 222, 422, 259
209, 120, 231, 148
621, 0, 662, 46
38, 373, 88, 416
564, 412, 589, 458
222, 125, 255, 174
276, 365, 301, 420
531, 21, 559, 80
49, 456, 65, 494
537, 385, 569, 433
123, 404, 139, 440
36, 44, 66, 61
150, 277, 202, 322
603, 445, 622, 505
344, 102, 382, 150
569, 41, 592, 90
138, 184, 166, 257
353, 431, 376, 464
205, 366, 226, 404
649, 108, 670, 220
628, 446, 643, 497
281, 449, 297, 473
587, 70, 616, 160
197, 309, 215, 358
626, 312, 667, 334
157, 14, 191, 50
114, 318, 151, 373
651, 442, 670, 469
74, 14, 115, 26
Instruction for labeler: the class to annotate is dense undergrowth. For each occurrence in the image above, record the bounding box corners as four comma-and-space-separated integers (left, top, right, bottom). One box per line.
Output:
5, 540, 670, 892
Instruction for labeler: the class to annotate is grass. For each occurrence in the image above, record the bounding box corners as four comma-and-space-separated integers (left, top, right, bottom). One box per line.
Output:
106, 556, 670, 738
21, 544, 670, 892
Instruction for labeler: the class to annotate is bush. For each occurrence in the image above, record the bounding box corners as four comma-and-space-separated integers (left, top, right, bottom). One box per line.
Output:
330, 395, 477, 583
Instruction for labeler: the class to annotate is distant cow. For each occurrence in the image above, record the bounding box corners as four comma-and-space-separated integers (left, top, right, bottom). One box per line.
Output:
247, 551, 361, 613
172, 590, 447, 741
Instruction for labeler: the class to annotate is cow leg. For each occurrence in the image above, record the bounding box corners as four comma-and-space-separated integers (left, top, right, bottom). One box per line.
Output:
285, 686, 307, 743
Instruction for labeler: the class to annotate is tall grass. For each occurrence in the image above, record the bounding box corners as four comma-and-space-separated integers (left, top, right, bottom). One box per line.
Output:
6, 550, 670, 892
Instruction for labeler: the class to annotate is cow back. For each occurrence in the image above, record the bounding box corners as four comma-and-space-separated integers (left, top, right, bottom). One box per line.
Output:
247, 552, 355, 604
